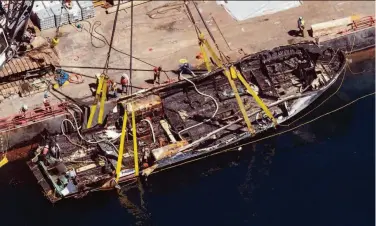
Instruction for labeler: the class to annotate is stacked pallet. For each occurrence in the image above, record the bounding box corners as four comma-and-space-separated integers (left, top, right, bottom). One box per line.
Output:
31, 2, 56, 30
43, 1, 69, 27
66, 1, 83, 23
31, 1, 95, 30
78, 1, 95, 20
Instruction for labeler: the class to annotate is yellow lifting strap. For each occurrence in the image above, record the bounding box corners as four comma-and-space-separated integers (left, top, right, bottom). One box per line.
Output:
199, 43, 211, 72
231, 67, 278, 127
87, 75, 108, 128
198, 33, 255, 135
131, 103, 139, 176
116, 109, 128, 183
226, 68, 255, 134
98, 79, 108, 124
199, 33, 222, 72
0, 155, 8, 168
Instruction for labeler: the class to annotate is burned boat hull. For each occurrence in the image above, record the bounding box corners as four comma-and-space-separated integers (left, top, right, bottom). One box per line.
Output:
28, 42, 346, 203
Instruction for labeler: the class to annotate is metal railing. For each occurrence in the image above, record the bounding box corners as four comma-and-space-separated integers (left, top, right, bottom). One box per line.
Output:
0, 102, 68, 130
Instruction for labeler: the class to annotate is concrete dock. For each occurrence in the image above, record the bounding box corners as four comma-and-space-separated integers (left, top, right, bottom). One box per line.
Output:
0, 1, 374, 117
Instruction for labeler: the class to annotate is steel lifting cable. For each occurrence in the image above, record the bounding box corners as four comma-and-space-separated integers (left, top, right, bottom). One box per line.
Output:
129, 0, 134, 95
191, 1, 228, 63
103, 0, 122, 75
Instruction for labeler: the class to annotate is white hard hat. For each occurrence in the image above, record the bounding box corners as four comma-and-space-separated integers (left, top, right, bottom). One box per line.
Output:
299, 16, 303, 20
96, 73, 101, 79
22, 104, 28, 110
122, 73, 128, 78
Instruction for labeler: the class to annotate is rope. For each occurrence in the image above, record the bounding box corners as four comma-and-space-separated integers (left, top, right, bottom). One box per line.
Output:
68, 73, 84, 84
153, 91, 375, 174
177, 70, 219, 140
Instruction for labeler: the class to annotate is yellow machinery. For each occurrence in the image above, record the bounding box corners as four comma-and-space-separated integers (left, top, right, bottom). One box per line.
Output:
115, 103, 139, 183
87, 74, 108, 128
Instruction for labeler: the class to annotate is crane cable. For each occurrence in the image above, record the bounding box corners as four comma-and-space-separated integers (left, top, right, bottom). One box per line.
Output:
103, 0, 121, 75
129, 0, 134, 94
184, 1, 228, 63
191, 1, 228, 63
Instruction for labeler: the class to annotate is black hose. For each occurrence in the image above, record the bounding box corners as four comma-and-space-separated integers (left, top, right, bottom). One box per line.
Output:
77, 20, 156, 68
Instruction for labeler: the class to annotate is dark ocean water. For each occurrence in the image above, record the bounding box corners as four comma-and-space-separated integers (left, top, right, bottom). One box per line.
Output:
0, 50, 374, 226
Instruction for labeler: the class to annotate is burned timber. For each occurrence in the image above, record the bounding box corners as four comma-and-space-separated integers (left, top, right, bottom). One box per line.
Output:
27, 42, 346, 203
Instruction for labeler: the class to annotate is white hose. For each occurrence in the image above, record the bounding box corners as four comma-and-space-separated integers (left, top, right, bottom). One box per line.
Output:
61, 109, 106, 144
141, 119, 156, 143
177, 70, 219, 140
66, 108, 82, 130
61, 118, 88, 150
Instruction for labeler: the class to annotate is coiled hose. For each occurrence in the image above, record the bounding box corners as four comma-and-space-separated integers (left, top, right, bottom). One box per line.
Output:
178, 70, 219, 140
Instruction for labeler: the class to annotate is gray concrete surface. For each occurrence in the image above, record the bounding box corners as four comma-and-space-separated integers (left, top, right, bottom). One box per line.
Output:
0, 1, 374, 117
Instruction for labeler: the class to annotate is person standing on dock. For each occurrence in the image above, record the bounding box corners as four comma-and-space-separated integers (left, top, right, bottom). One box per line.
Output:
298, 17, 305, 37
120, 73, 129, 94
20, 104, 28, 116
153, 66, 162, 85
43, 91, 52, 111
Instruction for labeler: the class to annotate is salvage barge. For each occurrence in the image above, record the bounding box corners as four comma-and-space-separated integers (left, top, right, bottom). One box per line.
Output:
28, 42, 346, 203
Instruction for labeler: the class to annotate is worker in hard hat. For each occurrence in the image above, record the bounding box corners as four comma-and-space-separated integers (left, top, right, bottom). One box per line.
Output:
120, 73, 129, 94
153, 66, 162, 85
112, 82, 118, 98
21, 104, 28, 116
178, 59, 192, 80
107, 80, 118, 99
43, 93, 52, 111
298, 16, 305, 37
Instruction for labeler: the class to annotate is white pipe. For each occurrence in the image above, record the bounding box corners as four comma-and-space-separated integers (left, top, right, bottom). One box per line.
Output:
141, 119, 156, 143
177, 70, 219, 140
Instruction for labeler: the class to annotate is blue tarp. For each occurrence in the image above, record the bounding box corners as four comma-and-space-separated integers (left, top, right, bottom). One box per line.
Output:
217, 1, 303, 21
